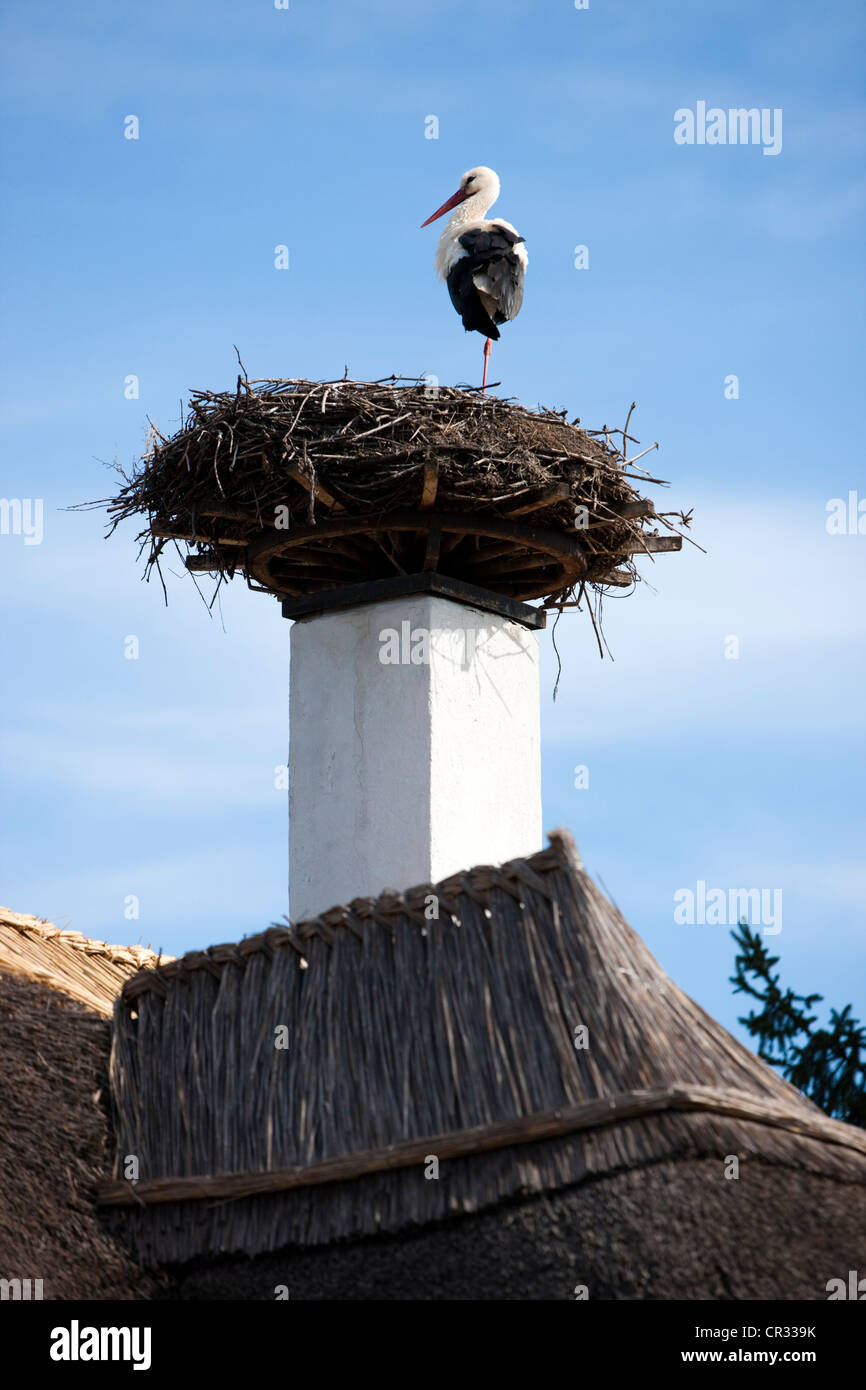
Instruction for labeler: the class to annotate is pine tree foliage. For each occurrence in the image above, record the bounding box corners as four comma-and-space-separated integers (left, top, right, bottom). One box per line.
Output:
730, 922, 865, 1129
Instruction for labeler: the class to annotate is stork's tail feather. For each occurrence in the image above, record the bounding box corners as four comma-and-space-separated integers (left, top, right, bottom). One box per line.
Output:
466, 318, 500, 340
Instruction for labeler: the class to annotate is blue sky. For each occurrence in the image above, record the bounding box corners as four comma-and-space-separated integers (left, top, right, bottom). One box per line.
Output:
1, 0, 864, 1047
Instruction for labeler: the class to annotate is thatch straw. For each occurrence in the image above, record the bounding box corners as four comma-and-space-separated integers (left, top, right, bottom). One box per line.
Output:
91, 378, 692, 621
105, 832, 866, 1267
166, 1156, 866, 1301
0, 932, 162, 1298
0, 907, 170, 1018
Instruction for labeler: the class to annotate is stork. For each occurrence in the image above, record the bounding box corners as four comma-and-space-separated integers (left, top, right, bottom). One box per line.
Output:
421, 166, 527, 394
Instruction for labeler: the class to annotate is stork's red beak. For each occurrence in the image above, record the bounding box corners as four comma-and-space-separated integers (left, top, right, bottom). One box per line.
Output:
420, 187, 469, 227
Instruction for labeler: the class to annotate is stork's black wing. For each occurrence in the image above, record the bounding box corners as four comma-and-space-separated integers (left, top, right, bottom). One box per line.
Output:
446, 225, 526, 339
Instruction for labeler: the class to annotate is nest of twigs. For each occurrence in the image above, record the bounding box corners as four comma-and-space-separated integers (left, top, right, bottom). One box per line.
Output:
99, 376, 692, 627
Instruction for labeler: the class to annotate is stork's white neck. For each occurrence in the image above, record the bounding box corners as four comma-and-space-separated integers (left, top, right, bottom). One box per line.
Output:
441, 186, 499, 237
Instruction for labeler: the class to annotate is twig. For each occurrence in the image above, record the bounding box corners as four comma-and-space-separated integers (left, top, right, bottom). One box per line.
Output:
233, 345, 249, 381
623, 442, 659, 467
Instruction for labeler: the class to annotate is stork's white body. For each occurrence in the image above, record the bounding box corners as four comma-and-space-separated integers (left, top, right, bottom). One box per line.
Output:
432, 169, 528, 280
422, 166, 527, 390
435, 217, 529, 281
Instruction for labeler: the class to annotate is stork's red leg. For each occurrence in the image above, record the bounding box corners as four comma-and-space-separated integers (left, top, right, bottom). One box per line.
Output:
482, 337, 492, 394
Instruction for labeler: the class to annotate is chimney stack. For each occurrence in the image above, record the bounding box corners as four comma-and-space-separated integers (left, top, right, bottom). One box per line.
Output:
286, 575, 544, 920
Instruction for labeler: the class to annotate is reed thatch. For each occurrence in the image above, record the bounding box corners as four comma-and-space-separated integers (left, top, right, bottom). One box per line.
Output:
165, 1158, 866, 1301
0, 908, 171, 1017
104, 832, 866, 1272
0, 910, 168, 1299
95, 378, 691, 623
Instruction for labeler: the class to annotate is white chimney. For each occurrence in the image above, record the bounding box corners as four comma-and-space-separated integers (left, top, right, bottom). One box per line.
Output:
287, 576, 543, 921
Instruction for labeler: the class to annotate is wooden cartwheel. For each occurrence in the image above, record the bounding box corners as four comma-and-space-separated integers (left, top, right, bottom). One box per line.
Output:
242, 507, 590, 604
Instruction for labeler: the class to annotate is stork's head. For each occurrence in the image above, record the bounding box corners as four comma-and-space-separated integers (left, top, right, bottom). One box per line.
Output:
421, 166, 500, 227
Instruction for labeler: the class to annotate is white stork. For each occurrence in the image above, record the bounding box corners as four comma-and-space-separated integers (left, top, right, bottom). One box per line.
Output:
421, 166, 527, 393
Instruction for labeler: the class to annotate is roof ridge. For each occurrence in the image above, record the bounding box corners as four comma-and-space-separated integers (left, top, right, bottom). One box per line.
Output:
120, 837, 572, 1003
0, 907, 171, 972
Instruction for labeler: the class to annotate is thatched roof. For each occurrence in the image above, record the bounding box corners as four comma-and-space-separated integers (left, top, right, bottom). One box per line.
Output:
167, 1158, 866, 1301
103, 832, 866, 1276
3, 868, 863, 1301
0, 908, 170, 1017
0, 911, 167, 1299
96, 378, 690, 620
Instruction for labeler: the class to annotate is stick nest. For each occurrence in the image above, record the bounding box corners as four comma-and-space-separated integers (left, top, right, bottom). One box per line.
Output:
98, 376, 692, 625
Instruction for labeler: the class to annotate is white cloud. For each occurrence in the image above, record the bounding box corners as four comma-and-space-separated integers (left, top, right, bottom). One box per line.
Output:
542, 491, 866, 745
745, 179, 866, 242
1, 727, 284, 811
25, 845, 287, 954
